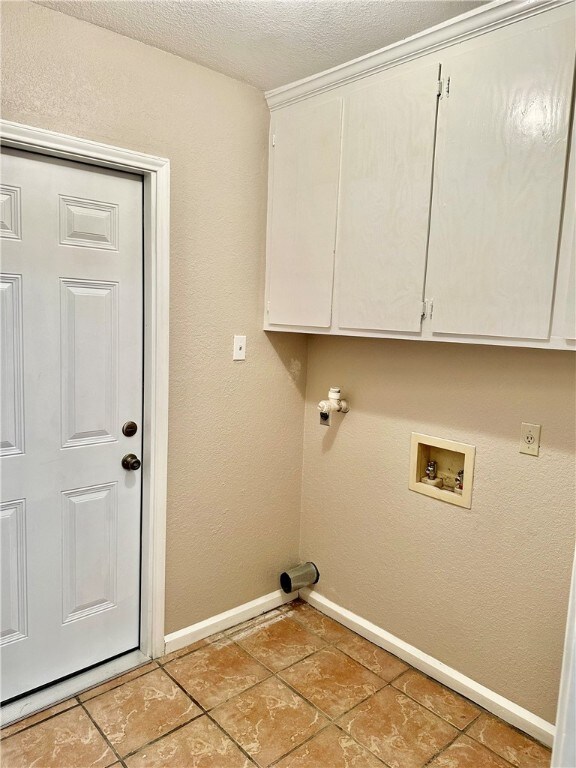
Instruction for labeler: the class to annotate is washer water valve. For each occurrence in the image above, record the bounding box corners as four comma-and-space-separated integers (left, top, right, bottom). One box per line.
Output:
318, 387, 349, 426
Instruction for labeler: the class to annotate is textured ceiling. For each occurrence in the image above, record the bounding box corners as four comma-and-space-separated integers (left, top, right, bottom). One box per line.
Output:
35, 0, 488, 91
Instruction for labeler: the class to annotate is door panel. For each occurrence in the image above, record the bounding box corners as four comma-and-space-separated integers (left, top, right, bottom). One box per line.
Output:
0, 275, 24, 456
61, 279, 119, 447
0, 148, 143, 701
426, 11, 574, 339
0, 500, 27, 645
59, 196, 119, 251
61, 483, 118, 624
336, 60, 439, 332
0, 185, 21, 240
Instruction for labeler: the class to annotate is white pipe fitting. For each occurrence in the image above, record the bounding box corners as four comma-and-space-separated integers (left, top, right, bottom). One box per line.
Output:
318, 386, 349, 414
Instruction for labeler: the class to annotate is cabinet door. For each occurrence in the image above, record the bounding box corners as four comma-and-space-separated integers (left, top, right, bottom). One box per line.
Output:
266, 98, 342, 327
561, 123, 576, 340
565, 240, 576, 340
336, 61, 439, 332
426, 11, 574, 339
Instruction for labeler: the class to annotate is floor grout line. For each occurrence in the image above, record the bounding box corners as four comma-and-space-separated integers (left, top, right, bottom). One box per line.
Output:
83, 665, 205, 763
461, 711, 483, 734
285, 604, 416, 684
386, 682, 480, 732
270, 673, 334, 720
334, 645, 409, 685
118, 711, 205, 762
265, 720, 333, 767
77, 663, 159, 704
225, 637, 284, 676
458, 721, 527, 768
161, 648, 276, 714
155, 663, 208, 714
203, 711, 260, 766
421, 724, 463, 767
330, 720, 394, 767
79, 700, 124, 766
275, 670, 384, 723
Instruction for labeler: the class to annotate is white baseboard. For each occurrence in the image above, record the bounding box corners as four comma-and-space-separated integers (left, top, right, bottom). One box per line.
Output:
300, 588, 555, 748
163, 589, 295, 655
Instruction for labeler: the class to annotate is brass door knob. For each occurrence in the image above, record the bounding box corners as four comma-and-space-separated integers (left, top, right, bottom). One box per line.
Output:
122, 453, 141, 471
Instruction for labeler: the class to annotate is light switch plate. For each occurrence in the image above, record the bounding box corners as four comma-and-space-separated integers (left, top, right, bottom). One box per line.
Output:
520, 423, 541, 456
233, 335, 246, 361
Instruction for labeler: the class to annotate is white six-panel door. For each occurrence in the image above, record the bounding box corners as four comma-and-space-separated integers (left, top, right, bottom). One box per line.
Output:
1, 148, 143, 701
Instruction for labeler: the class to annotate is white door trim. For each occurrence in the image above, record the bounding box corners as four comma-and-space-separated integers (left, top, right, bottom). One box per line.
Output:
0, 120, 169, 664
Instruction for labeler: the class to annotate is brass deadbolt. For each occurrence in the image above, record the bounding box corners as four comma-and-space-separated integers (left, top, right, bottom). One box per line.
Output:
122, 421, 138, 437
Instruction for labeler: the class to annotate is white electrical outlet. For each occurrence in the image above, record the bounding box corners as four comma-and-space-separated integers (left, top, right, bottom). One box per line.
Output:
233, 335, 246, 361
520, 423, 541, 456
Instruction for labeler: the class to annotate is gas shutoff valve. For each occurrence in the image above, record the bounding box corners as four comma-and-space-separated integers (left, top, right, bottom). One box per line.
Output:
318, 387, 349, 426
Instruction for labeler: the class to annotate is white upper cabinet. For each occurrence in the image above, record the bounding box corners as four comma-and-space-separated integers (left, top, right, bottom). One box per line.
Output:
266, 97, 342, 327
426, 10, 574, 340
264, 1, 576, 349
336, 60, 439, 333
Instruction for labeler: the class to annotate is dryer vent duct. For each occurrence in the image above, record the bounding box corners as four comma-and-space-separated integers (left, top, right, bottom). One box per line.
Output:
280, 562, 320, 594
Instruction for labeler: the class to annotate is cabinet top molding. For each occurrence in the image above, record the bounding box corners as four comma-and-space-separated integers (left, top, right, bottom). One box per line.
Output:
265, 0, 572, 110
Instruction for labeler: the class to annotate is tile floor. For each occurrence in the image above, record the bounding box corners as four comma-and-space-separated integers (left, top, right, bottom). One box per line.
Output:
0, 600, 552, 768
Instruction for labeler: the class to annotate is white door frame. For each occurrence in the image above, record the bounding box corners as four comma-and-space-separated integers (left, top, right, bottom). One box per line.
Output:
0, 120, 169, 669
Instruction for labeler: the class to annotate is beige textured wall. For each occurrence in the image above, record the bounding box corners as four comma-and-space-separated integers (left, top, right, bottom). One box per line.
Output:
0, 0, 306, 634
3, 0, 573, 724
301, 336, 575, 722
